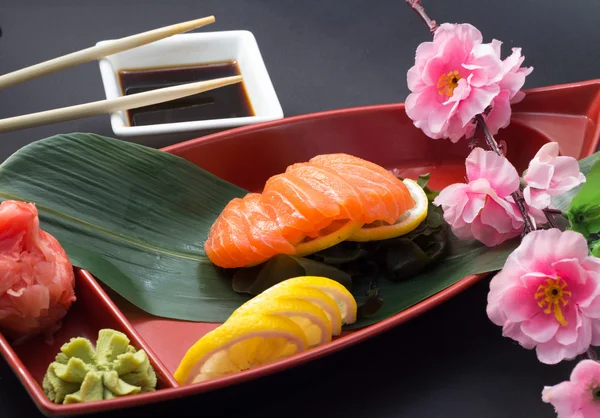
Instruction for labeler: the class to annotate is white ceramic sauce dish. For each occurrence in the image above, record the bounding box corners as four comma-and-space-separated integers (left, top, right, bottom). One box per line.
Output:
98, 31, 284, 137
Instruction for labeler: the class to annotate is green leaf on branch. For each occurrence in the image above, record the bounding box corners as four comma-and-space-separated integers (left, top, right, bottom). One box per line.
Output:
566, 158, 600, 238
590, 239, 600, 258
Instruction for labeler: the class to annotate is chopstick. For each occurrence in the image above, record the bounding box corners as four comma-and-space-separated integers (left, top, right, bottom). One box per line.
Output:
0, 75, 242, 133
0, 16, 215, 91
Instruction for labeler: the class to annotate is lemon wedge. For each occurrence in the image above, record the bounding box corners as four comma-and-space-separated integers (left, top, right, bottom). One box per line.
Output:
174, 314, 308, 385
348, 178, 428, 242
293, 219, 363, 257
264, 276, 357, 325
231, 297, 332, 347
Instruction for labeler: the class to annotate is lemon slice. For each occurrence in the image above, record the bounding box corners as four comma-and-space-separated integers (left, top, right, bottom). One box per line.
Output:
265, 276, 357, 325
174, 314, 307, 385
231, 298, 333, 347
258, 286, 343, 336
348, 179, 428, 242
294, 219, 363, 257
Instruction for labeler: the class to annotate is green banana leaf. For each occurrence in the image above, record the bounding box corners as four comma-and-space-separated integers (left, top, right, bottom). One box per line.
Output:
346, 234, 518, 328
2, 133, 592, 328
0, 133, 249, 322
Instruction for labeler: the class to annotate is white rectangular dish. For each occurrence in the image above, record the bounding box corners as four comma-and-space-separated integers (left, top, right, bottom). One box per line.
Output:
98, 31, 284, 137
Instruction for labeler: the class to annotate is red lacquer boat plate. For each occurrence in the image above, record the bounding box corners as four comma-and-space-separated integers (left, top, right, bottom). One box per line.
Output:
2, 79, 600, 416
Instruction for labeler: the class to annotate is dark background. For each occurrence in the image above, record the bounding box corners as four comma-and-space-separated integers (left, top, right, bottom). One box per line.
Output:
0, 1, 599, 417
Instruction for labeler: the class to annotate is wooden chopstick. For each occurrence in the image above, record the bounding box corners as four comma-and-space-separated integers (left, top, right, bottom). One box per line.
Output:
0, 75, 242, 133
0, 16, 215, 91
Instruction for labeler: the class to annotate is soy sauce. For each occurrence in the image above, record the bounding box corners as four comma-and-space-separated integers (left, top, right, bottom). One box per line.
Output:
118, 61, 254, 126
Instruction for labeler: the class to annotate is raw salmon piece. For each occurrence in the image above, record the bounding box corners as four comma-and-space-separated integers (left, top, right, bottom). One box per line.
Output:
204, 224, 239, 269
0, 200, 76, 340
204, 193, 300, 269
204, 199, 260, 268
309, 154, 415, 224
238, 194, 296, 257
262, 173, 340, 240
284, 162, 365, 221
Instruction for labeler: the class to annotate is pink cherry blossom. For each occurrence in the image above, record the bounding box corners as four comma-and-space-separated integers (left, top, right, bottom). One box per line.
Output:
471, 43, 534, 138
542, 359, 600, 417
433, 147, 524, 246
405, 23, 532, 142
487, 229, 600, 365
523, 142, 587, 210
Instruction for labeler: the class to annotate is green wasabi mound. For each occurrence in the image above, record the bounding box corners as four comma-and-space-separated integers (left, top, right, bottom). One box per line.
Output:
43, 329, 157, 404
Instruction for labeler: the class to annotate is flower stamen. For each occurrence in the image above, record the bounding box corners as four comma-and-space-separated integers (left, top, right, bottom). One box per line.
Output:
437, 70, 462, 96
592, 384, 600, 402
534, 278, 571, 326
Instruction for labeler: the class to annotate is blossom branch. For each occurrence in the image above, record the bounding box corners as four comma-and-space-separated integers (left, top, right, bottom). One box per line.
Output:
543, 208, 569, 230
475, 115, 535, 235
405, 0, 439, 34
405, 0, 536, 237
543, 210, 559, 229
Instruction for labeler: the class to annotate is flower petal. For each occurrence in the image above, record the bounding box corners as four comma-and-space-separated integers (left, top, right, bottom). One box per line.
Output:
536, 338, 570, 364
502, 320, 537, 349
407, 65, 426, 93
462, 43, 504, 86
570, 359, 600, 384
552, 258, 588, 285
591, 319, 600, 345
515, 230, 589, 274
521, 313, 560, 343
579, 403, 600, 418
405, 87, 441, 124
490, 39, 502, 57
434, 23, 483, 51
523, 187, 551, 211
582, 294, 600, 319
554, 306, 581, 345
465, 148, 520, 197
460, 189, 487, 224
542, 381, 584, 418
471, 216, 520, 246
499, 285, 540, 322
457, 84, 501, 128
484, 91, 512, 135
479, 198, 522, 234
524, 161, 554, 189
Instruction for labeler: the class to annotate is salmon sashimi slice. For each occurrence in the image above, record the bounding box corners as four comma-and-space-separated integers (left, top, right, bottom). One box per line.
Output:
238, 194, 296, 257
204, 216, 243, 269
284, 163, 365, 221
204, 199, 263, 268
309, 154, 415, 225
262, 173, 340, 240
204, 194, 299, 269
